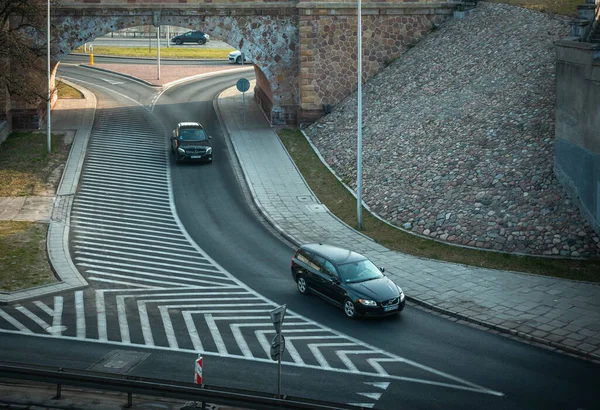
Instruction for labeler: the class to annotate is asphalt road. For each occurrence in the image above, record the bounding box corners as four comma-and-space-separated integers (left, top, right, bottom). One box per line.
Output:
0, 65, 598, 410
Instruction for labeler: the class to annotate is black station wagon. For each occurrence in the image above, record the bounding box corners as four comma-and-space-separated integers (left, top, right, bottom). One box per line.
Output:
171, 122, 213, 164
291, 243, 405, 319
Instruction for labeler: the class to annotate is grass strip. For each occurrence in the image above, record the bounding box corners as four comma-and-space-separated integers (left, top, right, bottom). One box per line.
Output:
72, 46, 234, 59
277, 129, 600, 282
56, 80, 83, 99
0, 221, 56, 292
0, 132, 71, 196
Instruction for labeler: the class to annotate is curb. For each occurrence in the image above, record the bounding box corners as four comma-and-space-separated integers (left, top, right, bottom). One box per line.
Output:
406, 296, 600, 363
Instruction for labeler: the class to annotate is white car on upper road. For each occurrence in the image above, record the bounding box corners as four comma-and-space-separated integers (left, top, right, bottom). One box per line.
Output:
228, 50, 251, 64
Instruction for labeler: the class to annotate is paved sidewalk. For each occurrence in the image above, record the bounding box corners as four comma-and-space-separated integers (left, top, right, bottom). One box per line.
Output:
1, 66, 599, 365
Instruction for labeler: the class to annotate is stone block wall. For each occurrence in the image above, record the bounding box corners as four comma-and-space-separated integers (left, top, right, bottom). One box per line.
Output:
297, 2, 452, 124
554, 39, 600, 235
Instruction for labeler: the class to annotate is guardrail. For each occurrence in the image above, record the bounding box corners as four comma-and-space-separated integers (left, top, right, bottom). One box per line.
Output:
0, 362, 369, 410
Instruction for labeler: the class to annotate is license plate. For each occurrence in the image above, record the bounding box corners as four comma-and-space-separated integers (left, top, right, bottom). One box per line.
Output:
191, 155, 201, 159
384, 305, 398, 312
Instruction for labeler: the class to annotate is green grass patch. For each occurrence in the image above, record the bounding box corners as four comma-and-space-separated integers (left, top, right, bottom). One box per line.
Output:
277, 129, 600, 282
56, 80, 83, 99
72, 46, 235, 59
487, 0, 580, 16
0, 132, 71, 196
0, 221, 57, 292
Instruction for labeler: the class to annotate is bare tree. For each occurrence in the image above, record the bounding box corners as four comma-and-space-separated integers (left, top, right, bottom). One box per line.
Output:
0, 0, 59, 105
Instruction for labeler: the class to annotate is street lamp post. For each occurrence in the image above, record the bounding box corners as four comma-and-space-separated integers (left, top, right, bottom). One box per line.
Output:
46, 0, 51, 154
356, 0, 363, 230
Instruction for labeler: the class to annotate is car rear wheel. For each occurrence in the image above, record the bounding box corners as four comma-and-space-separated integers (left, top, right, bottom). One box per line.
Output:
175, 39, 182, 45
198, 39, 206, 45
343, 299, 357, 319
296, 275, 309, 295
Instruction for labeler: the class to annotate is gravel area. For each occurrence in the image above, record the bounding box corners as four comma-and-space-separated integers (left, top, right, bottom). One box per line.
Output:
306, 2, 600, 257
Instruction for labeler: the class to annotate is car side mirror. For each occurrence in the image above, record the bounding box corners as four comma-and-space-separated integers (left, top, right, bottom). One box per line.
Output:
379, 267, 385, 273
208, 135, 213, 139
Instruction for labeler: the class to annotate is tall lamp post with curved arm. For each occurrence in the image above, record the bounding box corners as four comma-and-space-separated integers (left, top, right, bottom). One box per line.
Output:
356, 0, 363, 230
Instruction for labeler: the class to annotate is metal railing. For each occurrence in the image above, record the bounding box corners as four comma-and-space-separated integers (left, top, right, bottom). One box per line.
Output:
0, 362, 369, 410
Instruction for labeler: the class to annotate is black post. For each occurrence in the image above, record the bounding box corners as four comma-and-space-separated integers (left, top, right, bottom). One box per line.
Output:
53, 368, 63, 399
125, 392, 132, 408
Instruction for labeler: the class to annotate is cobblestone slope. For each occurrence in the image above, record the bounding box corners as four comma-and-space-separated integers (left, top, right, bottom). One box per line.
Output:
306, 2, 600, 257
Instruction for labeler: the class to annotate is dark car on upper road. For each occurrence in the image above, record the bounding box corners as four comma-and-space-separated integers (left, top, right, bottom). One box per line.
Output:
171, 122, 213, 164
291, 243, 405, 319
170, 30, 210, 45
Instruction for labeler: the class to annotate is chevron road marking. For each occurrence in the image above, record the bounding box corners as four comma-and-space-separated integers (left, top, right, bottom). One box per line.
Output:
336, 350, 374, 372
15, 305, 50, 333
205, 314, 227, 354
0, 310, 32, 334
307, 342, 357, 369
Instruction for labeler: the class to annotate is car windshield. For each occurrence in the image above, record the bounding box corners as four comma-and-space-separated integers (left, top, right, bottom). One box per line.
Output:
180, 128, 207, 141
337, 259, 383, 283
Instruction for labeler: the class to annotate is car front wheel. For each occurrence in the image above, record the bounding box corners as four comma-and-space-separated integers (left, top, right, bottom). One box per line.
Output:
296, 275, 309, 295
236, 56, 242, 64
198, 39, 206, 45
343, 299, 357, 319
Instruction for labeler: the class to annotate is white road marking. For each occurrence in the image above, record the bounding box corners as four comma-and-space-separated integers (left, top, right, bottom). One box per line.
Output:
15, 305, 50, 333
51, 297, 64, 336
365, 381, 390, 390
116, 295, 130, 344
96, 291, 107, 341
101, 79, 124, 85
0, 310, 33, 334
33, 301, 53, 316
205, 314, 227, 354
159, 306, 178, 349
183, 311, 204, 352
137, 300, 155, 346
75, 291, 86, 338
89, 277, 161, 288
358, 392, 382, 400
347, 403, 374, 408
336, 350, 374, 372
307, 342, 356, 369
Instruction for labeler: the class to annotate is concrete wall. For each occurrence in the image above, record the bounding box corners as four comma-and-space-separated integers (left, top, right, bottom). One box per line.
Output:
554, 39, 600, 235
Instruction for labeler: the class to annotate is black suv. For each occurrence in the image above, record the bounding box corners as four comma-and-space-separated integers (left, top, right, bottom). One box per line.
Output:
171, 122, 213, 164
291, 243, 405, 319
170, 30, 210, 45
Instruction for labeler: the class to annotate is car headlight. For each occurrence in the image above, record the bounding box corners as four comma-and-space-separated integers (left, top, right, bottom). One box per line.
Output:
358, 299, 377, 307
205, 147, 212, 154
177, 147, 185, 154
397, 286, 405, 302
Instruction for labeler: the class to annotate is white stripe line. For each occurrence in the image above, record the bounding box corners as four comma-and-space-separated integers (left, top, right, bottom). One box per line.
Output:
51, 297, 63, 336
159, 306, 178, 349
80, 263, 225, 280
15, 305, 49, 333
75, 253, 216, 270
0, 310, 33, 333
89, 277, 163, 288
138, 300, 155, 346
96, 291, 108, 341
307, 343, 357, 369
183, 311, 204, 352
33, 301, 53, 316
336, 350, 374, 373
74, 243, 207, 262
116, 295, 130, 344
75, 291, 86, 338
84, 269, 233, 287
205, 314, 227, 355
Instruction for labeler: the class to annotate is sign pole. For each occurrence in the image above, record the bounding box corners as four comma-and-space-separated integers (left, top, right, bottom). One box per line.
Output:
277, 332, 282, 398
